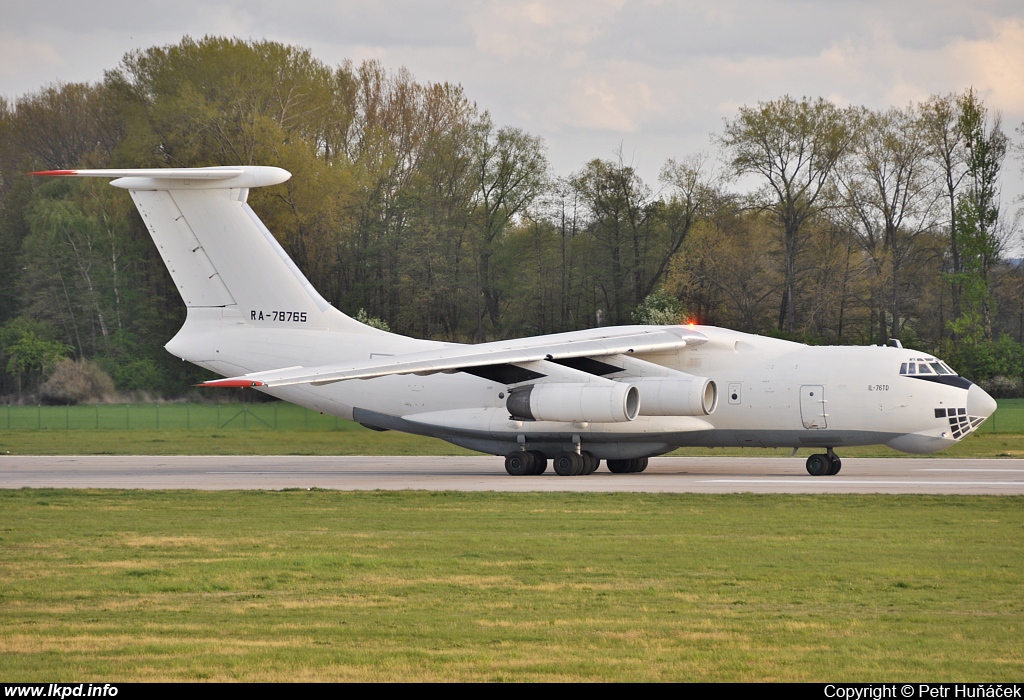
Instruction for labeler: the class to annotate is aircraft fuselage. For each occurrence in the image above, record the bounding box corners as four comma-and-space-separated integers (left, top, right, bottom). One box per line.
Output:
173, 314, 992, 461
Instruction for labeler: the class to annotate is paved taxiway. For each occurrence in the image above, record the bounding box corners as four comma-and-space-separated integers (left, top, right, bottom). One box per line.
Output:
1, 455, 1023, 494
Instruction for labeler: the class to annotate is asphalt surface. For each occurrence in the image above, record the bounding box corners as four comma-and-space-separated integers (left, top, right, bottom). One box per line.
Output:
2, 455, 1023, 494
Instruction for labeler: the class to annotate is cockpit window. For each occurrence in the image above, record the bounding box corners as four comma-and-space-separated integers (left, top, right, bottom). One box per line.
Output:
900, 358, 959, 376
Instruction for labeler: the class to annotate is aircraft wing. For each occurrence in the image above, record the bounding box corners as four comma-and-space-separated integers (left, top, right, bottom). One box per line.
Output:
199, 325, 707, 388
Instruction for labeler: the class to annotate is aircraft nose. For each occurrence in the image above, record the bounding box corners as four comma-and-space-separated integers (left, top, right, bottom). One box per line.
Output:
967, 383, 997, 419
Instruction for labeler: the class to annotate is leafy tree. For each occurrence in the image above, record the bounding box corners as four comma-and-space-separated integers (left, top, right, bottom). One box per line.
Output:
667, 213, 781, 333
569, 154, 705, 327
20, 179, 135, 358
355, 308, 391, 332
717, 96, 856, 335
7, 82, 119, 170
948, 89, 1009, 343
0, 317, 71, 400
632, 288, 685, 325
921, 93, 969, 319
469, 116, 549, 337
839, 104, 939, 343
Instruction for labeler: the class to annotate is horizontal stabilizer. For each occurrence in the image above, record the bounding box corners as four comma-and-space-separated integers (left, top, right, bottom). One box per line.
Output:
198, 325, 708, 388
30, 166, 290, 190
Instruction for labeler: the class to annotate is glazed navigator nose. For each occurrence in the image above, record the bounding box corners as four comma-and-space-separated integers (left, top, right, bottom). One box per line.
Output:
967, 383, 997, 420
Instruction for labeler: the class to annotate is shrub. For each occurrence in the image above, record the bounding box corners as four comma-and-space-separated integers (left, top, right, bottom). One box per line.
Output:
39, 359, 118, 405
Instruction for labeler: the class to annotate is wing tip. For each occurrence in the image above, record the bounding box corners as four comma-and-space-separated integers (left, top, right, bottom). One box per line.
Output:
29, 170, 77, 177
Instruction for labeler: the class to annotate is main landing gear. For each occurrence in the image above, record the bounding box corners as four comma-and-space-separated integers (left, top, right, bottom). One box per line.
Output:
606, 458, 648, 474
504, 449, 651, 476
805, 448, 841, 476
552, 451, 598, 476
504, 449, 604, 476
504, 450, 548, 476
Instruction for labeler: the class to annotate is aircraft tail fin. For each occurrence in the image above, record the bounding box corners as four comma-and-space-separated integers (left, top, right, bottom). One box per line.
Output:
31, 166, 381, 336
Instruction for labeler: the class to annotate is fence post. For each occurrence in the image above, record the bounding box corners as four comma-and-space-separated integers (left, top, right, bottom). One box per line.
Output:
186, 402, 190, 430
37, 404, 41, 430
156, 404, 160, 430
66, 404, 69, 430
217, 404, 221, 429
95, 404, 99, 429
274, 403, 278, 430
126, 404, 130, 432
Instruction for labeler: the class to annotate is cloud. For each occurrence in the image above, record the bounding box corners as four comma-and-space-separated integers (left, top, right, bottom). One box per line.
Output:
0, 37, 64, 82
0, 0, 1021, 197
951, 17, 1024, 113
468, 0, 625, 60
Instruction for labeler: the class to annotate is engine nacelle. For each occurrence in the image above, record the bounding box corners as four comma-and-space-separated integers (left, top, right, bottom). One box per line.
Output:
631, 376, 717, 416
507, 382, 640, 423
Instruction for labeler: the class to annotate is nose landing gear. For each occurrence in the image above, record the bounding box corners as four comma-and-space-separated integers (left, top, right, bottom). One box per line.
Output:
805, 448, 841, 476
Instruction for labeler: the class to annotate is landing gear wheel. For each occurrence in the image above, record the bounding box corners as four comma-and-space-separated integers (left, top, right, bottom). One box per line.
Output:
827, 452, 841, 475
606, 459, 632, 474
527, 450, 548, 475
553, 451, 585, 476
606, 458, 647, 474
580, 451, 599, 475
505, 451, 535, 476
805, 453, 830, 476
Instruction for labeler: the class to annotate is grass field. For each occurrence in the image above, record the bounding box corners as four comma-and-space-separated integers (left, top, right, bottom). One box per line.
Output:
6, 427, 1024, 457
0, 490, 1021, 682
3, 400, 1024, 457
3, 398, 1024, 433
3, 403, 1021, 682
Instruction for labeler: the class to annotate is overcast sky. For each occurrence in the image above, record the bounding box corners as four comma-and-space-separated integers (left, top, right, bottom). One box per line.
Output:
2, 0, 1023, 204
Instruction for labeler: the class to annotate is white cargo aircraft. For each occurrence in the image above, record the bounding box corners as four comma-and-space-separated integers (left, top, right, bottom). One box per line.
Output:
33, 166, 998, 476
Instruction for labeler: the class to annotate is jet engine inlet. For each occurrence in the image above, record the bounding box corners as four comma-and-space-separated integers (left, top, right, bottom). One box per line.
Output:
507, 382, 640, 423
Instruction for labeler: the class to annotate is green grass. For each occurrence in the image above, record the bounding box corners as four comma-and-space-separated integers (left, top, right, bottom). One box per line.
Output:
0, 402, 350, 432
0, 490, 1020, 681
2, 400, 1024, 457
0, 428, 476, 456
1, 425, 1022, 457
3, 398, 1024, 433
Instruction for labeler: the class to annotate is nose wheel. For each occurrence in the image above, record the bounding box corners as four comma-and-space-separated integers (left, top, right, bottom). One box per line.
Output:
805, 449, 841, 476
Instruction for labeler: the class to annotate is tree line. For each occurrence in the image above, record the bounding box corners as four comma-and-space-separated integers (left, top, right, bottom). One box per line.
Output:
0, 36, 1022, 401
